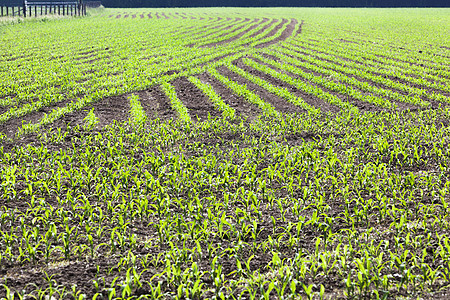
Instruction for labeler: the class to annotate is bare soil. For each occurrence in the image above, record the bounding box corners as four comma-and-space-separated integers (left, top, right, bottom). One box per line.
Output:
246, 18, 278, 39
197, 73, 262, 121
256, 18, 298, 48
0, 99, 74, 138
132, 87, 177, 120
172, 77, 222, 121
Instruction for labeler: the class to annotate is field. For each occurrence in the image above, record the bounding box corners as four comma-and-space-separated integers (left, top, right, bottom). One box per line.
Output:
0, 7, 450, 299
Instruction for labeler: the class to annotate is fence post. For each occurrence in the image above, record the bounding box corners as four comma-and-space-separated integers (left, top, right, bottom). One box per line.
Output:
23, 0, 26, 17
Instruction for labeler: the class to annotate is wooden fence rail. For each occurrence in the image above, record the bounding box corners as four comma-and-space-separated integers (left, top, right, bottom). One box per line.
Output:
0, 0, 87, 17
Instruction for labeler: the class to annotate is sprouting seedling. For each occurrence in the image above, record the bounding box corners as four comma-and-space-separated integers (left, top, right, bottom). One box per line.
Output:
129, 93, 147, 129
83, 108, 99, 131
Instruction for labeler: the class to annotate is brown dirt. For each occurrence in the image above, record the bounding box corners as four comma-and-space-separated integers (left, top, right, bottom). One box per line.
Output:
255, 19, 288, 42
246, 18, 278, 39
172, 77, 222, 121
1, 87, 177, 140
255, 18, 297, 48
197, 73, 262, 120
296, 20, 304, 36
0, 104, 9, 116
132, 87, 177, 120
0, 99, 74, 138
44, 108, 89, 131
87, 94, 131, 128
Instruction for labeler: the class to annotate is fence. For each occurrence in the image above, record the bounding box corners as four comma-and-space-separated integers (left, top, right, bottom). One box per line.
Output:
0, 0, 87, 17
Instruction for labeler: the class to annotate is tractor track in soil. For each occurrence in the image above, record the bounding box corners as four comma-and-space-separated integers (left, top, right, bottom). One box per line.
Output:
172, 77, 222, 121
0, 99, 75, 138
196, 73, 262, 121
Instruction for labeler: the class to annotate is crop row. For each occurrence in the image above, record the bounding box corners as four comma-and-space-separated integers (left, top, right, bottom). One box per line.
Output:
2, 105, 450, 298
292, 38, 450, 85
1, 8, 450, 299
265, 47, 438, 106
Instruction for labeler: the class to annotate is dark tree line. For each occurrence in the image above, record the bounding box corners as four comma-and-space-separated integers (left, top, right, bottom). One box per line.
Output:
101, 0, 448, 7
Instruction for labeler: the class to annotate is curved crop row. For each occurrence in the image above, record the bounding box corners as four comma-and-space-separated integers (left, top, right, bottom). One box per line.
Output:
188, 76, 236, 118
241, 57, 358, 113
267, 47, 434, 106
251, 53, 399, 109
225, 62, 319, 114
208, 68, 280, 117
295, 39, 450, 81
283, 40, 450, 94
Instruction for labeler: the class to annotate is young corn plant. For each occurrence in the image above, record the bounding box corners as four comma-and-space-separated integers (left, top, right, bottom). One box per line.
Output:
83, 108, 99, 131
